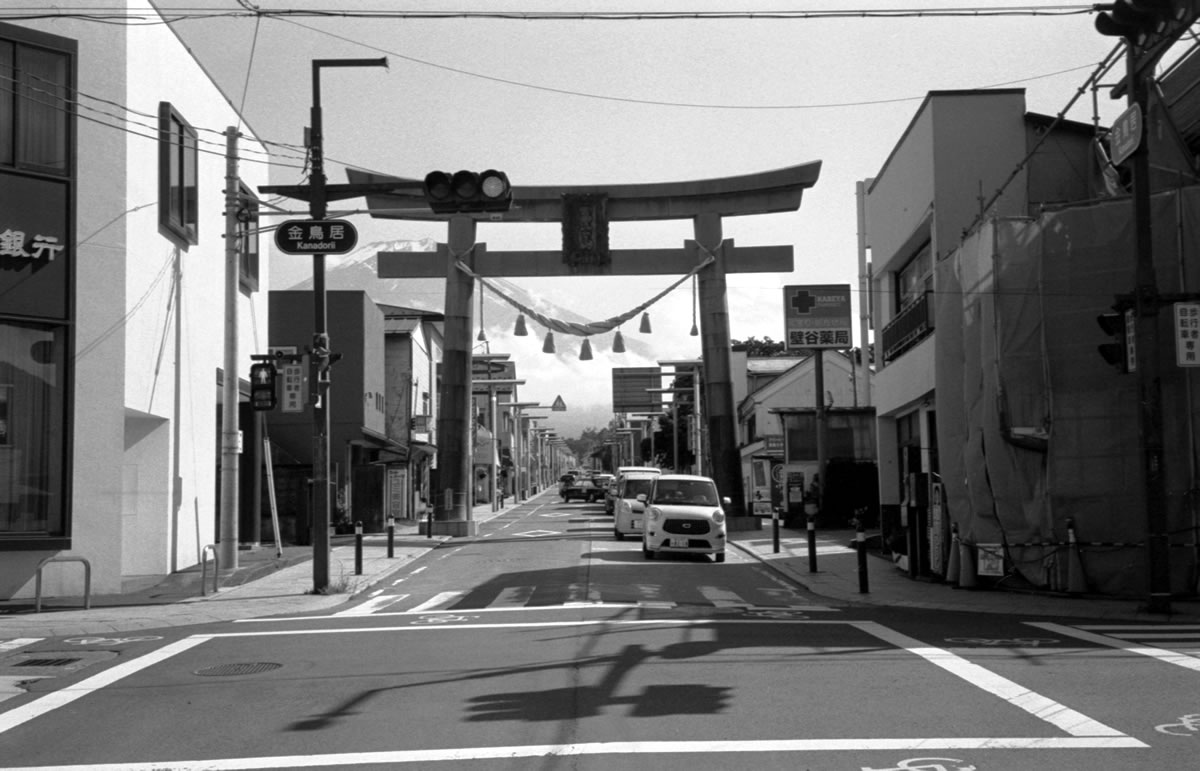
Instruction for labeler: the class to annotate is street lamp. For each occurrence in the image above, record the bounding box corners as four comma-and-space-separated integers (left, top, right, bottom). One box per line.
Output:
307, 57, 387, 594
500, 401, 543, 502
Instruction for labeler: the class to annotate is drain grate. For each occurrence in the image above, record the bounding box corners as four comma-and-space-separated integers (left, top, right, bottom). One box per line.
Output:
15, 658, 80, 667
194, 662, 282, 677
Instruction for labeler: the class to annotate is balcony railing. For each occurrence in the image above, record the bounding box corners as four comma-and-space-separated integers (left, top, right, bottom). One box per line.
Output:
880, 290, 934, 363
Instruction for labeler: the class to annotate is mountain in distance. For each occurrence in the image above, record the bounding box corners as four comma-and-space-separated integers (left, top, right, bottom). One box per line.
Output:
284, 239, 653, 435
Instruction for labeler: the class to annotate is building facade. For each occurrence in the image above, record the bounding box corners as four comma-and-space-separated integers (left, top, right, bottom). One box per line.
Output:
864, 89, 1101, 579
1, 5, 270, 599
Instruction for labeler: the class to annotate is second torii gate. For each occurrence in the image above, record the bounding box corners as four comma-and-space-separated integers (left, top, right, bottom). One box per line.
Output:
348, 163, 821, 535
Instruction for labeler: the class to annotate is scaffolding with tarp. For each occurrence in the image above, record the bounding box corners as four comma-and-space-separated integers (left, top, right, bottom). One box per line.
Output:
936, 187, 1200, 597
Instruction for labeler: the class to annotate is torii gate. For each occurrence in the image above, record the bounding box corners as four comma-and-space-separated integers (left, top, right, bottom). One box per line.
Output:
334, 163, 821, 535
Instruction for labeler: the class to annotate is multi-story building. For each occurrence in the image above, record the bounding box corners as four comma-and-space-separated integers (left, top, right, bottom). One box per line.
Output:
863, 89, 1102, 579
1, 6, 270, 600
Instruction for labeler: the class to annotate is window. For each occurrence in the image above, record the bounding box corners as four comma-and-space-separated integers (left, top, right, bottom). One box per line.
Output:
896, 240, 932, 310
0, 321, 67, 541
238, 181, 258, 292
0, 33, 72, 175
158, 102, 198, 245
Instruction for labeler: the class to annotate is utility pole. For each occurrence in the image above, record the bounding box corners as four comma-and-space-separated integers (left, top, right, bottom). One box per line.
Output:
219, 126, 240, 570
1126, 51, 1171, 614
307, 57, 388, 593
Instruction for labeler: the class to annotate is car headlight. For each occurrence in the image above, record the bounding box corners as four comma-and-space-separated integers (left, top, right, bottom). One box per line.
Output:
648, 507, 662, 522
712, 510, 725, 525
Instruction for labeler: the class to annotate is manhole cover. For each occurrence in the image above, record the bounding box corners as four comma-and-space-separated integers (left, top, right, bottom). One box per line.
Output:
194, 662, 282, 677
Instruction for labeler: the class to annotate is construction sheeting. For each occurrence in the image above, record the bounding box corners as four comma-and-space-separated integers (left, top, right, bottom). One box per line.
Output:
936, 188, 1200, 596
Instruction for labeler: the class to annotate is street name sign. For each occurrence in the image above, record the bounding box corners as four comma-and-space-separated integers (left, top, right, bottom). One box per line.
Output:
274, 219, 358, 255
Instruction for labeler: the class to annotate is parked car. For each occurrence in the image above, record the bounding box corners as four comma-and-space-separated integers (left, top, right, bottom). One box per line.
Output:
592, 473, 615, 508
640, 474, 728, 562
612, 468, 662, 538
606, 465, 658, 515
560, 476, 604, 503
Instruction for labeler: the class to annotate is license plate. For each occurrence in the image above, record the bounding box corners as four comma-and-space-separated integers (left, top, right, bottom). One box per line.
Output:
670, 538, 689, 548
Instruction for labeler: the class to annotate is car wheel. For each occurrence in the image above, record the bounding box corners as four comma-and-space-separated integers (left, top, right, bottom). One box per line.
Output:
714, 552, 726, 563
614, 530, 624, 541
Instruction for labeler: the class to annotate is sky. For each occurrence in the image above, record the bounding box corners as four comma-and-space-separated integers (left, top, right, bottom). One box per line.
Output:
156, 0, 1128, 435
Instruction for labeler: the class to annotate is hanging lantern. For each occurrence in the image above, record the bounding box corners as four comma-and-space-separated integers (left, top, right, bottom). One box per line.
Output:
579, 338, 593, 360
639, 312, 652, 334
477, 328, 487, 342
690, 321, 699, 336
514, 314, 529, 336
612, 329, 626, 353
542, 331, 556, 353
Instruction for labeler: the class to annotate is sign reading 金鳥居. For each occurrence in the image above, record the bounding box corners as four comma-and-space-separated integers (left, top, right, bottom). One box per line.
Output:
783, 284, 852, 350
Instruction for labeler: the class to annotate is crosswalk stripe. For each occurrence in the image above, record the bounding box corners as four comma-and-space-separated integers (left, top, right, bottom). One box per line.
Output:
1029, 622, 1200, 672
698, 585, 745, 607
334, 594, 410, 617
410, 591, 464, 613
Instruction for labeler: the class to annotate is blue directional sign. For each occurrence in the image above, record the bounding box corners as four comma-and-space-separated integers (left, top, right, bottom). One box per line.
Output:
274, 219, 358, 255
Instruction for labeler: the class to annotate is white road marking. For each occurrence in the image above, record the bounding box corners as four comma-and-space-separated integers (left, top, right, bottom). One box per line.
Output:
0, 636, 209, 735
698, 585, 745, 607
0, 638, 42, 654
857, 621, 1127, 738
4, 736, 1147, 769
409, 591, 464, 613
333, 594, 410, 617
1029, 622, 1200, 672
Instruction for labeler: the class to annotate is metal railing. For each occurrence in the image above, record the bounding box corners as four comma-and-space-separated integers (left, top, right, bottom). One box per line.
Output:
35, 556, 91, 612
880, 290, 935, 363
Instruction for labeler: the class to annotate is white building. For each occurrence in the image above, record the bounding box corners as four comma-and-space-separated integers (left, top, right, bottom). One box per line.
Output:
1, 3, 271, 599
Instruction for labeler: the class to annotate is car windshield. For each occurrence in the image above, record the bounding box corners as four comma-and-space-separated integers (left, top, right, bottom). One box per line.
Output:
622, 478, 655, 498
652, 480, 718, 506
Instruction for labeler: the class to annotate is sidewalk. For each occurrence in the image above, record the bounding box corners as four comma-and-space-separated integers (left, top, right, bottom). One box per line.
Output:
728, 523, 1200, 622
3, 495, 1196, 638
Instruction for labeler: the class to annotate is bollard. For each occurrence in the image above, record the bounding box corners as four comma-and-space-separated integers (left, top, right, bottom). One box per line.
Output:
1066, 517, 1086, 594
387, 516, 395, 559
807, 514, 818, 572
772, 507, 781, 554
946, 524, 961, 585
354, 521, 363, 575
856, 522, 870, 594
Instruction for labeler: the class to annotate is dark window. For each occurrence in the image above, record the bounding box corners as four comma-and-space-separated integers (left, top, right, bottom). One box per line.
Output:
158, 102, 198, 246
896, 240, 933, 310
238, 181, 258, 292
0, 321, 67, 539
0, 36, 71, 174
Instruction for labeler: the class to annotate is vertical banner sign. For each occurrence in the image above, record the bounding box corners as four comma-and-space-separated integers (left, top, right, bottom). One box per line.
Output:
1175, 302, 1200, 367
783, 284, 853, 350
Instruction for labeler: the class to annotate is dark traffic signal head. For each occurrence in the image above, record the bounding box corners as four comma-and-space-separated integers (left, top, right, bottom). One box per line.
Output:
1095, 1, 1185, 45
423, 169, 512, 213
1097, 310, 1136, 373
249, 362, 278, 410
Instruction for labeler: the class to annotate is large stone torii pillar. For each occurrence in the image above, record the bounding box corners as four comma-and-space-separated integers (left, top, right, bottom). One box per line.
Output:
341, 163, 821, 535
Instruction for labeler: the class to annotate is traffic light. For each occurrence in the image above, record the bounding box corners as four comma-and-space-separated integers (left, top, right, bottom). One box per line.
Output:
1095, 0, 1186, 45
423, 169, 512, 213
249, 362, 277, 410
1097, 309, 1137, 373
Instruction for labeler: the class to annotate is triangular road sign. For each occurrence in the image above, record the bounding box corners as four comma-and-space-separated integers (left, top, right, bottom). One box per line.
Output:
551, 395, 567, 411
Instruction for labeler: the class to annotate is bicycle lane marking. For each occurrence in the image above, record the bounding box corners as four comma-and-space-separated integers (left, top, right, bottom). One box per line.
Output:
855, 621, 1135, 739
0, 635, 210, 736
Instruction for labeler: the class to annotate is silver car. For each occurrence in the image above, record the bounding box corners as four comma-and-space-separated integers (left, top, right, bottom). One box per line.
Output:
640, 474, 728, 563
612, 473, 659, 540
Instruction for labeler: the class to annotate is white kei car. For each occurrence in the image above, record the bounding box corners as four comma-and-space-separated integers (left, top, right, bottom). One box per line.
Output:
640, 474, 728, 563
612, 470, 661, 540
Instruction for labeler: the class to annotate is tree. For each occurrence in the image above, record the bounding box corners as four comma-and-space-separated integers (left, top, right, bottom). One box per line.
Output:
732, 335, 788, 357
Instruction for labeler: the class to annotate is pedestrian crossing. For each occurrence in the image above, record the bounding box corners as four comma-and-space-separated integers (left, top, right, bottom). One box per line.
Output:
333, 582, 839, 617
1028, 622, 1200, 672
